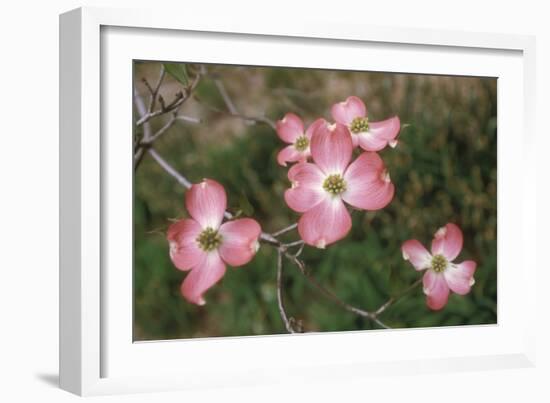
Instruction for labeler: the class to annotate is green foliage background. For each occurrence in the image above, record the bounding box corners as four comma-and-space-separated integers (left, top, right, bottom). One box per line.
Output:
133, 62, 497, 340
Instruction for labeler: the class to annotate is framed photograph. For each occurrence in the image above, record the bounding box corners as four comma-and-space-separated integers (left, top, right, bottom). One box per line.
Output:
59, 7, 537, 396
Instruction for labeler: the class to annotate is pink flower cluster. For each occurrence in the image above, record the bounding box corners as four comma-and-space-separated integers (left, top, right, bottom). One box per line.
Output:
277, 96, 400, 248
166, 95, 479, 311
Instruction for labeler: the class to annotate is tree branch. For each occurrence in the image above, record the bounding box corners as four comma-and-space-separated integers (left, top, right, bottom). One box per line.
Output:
147, 148, 193, 189
272, 223, 298, 237
282, 251, 390, 329
136, 70, 202, 127
147, 65, 165, 113
276, 250, 296, 333
375, 278, 423, 317
195, 96, 276, 130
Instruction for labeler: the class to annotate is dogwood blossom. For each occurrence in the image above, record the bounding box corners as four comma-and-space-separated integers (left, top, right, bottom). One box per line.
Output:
401, 223, 477, 310
276, 112, 324, 166
285, 120, 394, 248
167, 179, 261, 305
331, 96, 400, 151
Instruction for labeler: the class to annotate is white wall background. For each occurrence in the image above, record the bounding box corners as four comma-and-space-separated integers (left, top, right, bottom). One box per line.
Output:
0, 0, 548, 401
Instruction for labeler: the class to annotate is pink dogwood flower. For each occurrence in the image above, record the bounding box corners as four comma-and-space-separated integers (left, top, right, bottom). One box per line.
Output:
276, 112, 324, 166
284, 120, 395, 248
331, 96, 401, 151
401, 223, 477, 310
167, 179, 262, 305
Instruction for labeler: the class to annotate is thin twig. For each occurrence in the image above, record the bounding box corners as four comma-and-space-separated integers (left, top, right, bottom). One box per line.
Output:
136, 71, 202, 127
294, 242, 305, 258
148, 148, 192, 189
149, 114, 178, 144
133, 70, 202, 170
271, 223, 298, 237
134, 145, 148, 170
195, 96, 276, 130
283, 253, 390, 329
134, 87, 152, 139
148, 65, 165, 113
375, 278, 423, 317
214, 79, 238, 115
283, 240, 304, 248
276, 250, 296, 333
134, 109, 179, 170
177, 115, 202, 124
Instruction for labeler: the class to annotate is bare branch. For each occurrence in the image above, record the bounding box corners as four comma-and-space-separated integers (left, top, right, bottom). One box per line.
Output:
148, 65, 165, 113
135, 113, 179, 170
177, 115, 202, 124
133, 87, 152, 139
276, 250, 296, 333
214, 79, 239, 115
136, 71, 202, 127
375, 278, 423, 317
133, 87, 153, 170
133, 69, 203, 170
294, 242, 305, 258
271, 223, 298, 237
195, 96, 276, 130
283, 240, 304, 248
149, 114, 178, 144
283, 253, 389, 329
148, 148, 192, 189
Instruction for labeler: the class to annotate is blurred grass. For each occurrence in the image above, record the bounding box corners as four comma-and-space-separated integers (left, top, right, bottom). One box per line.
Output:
133, 62, 497, 340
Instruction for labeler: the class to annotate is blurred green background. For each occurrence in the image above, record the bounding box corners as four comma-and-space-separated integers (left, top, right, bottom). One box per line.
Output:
133, 61, 497, 340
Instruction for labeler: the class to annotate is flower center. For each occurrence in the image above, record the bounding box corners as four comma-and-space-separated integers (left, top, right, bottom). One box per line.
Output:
323, 174, 347, 195
294, 135, 309, 152
431, 254, 448, 273
196, 227, 222, 252
349, 117, 369, 134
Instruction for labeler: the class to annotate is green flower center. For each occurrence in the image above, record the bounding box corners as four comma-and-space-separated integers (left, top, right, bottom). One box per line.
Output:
196, 227, 222, 252
431, 254, 448, 273
323, 174, 347, 195
294, 135, 309, 152
350, 117, 369, 134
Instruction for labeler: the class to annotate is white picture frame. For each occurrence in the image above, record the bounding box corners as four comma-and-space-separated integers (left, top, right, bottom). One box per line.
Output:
59, 6, 537, 396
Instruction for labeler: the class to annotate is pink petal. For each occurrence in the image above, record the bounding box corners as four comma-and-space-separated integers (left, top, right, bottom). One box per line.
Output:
431, 223, 463, 261
444, 260, 477, 295
284, 162, 325, 213
276, 112, 304, 143
357, 132, 391, 152
298, 197, 352, 248
167, 219, 205, 271
401, 240, 432, 271
423, 270, 450, 310
368, 116, 401, 140
356, 117, 401, 152
310, 121, 352, 175
180, 252, 226, 305
330, 96, 367, 125
305, 118, 327, 139
277, 145, 309, 167
350, 133, 360, 148
218, 218, 262, 267
185, 179, 227, 229
342, 152, 395, 210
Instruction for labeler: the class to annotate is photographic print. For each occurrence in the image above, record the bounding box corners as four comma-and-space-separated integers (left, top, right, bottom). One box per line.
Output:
133, 61, 497, 340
